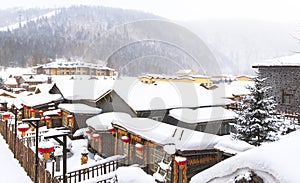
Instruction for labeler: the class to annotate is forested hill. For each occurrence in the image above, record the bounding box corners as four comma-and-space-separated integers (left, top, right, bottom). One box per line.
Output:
0, 6, 223, 76
0, 6, 163, 67
0, 6, 297, 76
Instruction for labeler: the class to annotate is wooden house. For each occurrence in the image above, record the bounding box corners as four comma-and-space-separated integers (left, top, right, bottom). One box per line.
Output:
5, 77, 18, 88
165, 107, 237, 135
19, 92, 64, 119
110, 116, 223, 183
86, 112, 131, 158
58, 103, 102, 134
112, 77, 231, 122
252, 54, 300, 112
86, 112, 223, 183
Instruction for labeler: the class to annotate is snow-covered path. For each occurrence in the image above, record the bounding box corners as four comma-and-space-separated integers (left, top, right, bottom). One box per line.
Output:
0, 135, 33, 183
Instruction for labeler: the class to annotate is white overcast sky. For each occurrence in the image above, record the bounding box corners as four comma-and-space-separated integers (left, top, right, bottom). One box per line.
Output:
2, 0, 300, 22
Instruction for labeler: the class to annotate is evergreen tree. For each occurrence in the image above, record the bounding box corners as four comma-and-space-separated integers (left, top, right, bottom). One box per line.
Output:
231, 76, 293, 146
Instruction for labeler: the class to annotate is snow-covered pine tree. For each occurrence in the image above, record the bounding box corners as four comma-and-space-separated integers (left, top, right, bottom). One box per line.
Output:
231, 76, 289, 146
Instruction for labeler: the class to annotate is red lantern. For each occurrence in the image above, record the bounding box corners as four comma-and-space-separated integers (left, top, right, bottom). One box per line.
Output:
2, 112, 10, 120
57, 110, 62, 116
86, 128, 92, 135
67, 115, 74, 120
92, 133, 100, 139
40, 117, 45, 123
107, 126, 114, 133
30, 108, 35, 113
121, 136, 130, 143
17, 124, 30, 137
175, 156, 187, 166
38, 110, 43, 116
45, 116, 51, 121
135, 143, 145, 151
38, 141, 55, 160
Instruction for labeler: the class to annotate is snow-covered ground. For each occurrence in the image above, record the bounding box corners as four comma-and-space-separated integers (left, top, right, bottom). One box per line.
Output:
0, 134, 33, 183
191, 130, 300, 183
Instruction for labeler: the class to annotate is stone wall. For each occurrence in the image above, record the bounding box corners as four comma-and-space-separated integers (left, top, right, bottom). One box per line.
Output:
258, 67, 300, 112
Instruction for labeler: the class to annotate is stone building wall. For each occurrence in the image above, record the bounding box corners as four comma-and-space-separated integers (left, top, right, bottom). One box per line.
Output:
258, 67, 300, 112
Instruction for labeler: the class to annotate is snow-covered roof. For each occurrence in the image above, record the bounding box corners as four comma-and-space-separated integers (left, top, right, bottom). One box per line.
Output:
169, 107, 236, 124
5, 77, 18, 85
214, 136, 254, 155
190, 131, 300, 183
43, 109, 61, 116
20, 93, 63, 107
112, 115, 221, 151
86, 112, 131, 131
0, 89, 16, 98
34, 83, 54, 93
114, 77, 231, 111
253, 54, 300, 67
22, 74, 48, 83
214, 83, 252, 98
55, 80, 114, 100
58, 103, 102, 114
40, 58, 112, 70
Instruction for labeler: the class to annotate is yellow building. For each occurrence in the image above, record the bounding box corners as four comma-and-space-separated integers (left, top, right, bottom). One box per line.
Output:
235, 75, 253, 81
139, 74, 213, 87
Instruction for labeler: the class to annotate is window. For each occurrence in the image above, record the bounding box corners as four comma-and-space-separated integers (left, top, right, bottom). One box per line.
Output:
152, 116, 163, 121
281, 89, 296, 106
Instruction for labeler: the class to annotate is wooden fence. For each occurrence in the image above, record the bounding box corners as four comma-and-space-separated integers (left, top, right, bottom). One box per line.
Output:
0, 120, 125, 183
55, 155, 125, 183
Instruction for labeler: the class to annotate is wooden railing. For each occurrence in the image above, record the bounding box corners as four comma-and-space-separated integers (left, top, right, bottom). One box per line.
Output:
54, 155, 126, 183
0, 120, 125, 183
272, 111, 300, 123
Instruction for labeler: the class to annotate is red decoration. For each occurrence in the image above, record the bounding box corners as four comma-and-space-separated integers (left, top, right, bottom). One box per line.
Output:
30, 108, 35, 113
40, 117, 45, 123
121, 136, 130, 143
17, 124, 30, 137
57, 110, 62, 115
38, 146, 55, 154
175, 156, 187, 166
86, 128, 92, 135
67, 115, 74, 120
38, 141, 55, 160
45, 116, 51, 121
92, 133, 100, 139
135, 143, 145, 151
107, 126, 114, 133
2, 113, 10, 120
38, 110, 43, 116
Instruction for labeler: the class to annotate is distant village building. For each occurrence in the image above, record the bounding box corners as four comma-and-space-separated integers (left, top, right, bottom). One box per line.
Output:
253, 54, 300, 112
33, 58, 115, 76
139, 71, 213, 87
